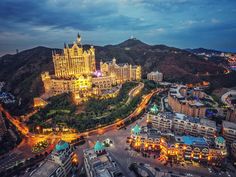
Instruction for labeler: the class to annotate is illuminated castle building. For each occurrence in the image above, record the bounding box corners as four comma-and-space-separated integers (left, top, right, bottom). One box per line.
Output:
100, 58, 141, 84
53, 34, 95, 78
41, 34, 142, 102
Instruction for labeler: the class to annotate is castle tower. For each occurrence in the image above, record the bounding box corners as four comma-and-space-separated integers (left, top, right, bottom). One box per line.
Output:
112, 58, 116, 65
76, 33, 81, 44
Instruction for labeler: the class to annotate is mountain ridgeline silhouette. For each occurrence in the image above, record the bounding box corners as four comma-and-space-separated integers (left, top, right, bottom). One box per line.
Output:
0, 38, 235, 114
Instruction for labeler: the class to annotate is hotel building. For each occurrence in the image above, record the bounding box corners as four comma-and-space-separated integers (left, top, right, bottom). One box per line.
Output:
41, 34, 141, 102
147, 71, 163, 82
222, 121, 236, 144
226, 108, 236, 123
84, 141, 124, 177
100, 58, 141, 84
168, 85, 207, 118
30, 141, 73, 177
129, 124, 227, 166
148, 112, 217, 138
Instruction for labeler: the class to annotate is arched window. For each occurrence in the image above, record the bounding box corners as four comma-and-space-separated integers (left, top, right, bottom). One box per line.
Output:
74, 48, 78, 56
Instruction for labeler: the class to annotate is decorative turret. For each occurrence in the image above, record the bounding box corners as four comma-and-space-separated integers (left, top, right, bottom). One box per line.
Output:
55, 140, 69, 152
131, 124, 141, 136
76, 33, 81, 44
94, 141, 105, 154
150, 104, 159, 114
215, 136, 226, 149
112, 57, 116, 65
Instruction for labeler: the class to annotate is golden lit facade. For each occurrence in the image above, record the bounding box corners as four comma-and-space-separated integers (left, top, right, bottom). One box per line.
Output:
41, 34, 142, 102
53, 34, 95, 78
91, 74, 116, 90
100, 58, 141, 84
129, 130, 227, 165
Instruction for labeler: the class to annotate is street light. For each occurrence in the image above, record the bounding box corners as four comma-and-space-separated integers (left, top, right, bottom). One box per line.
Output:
36, 126, 40, 134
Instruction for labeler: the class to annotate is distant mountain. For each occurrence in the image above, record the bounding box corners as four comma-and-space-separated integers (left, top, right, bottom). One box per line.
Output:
185, 48, 223, 55
1, 39, 236, 114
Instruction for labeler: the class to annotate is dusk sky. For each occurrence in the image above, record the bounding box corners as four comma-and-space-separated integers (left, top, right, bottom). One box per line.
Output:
0, 0, 236, 56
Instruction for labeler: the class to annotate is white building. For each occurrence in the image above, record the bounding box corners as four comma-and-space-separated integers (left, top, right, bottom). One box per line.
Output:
148, 112, 216, 138
147, 71, 163, 82
30, 140, 73, 177
222, 121, 236, 144
84, 141, 124, 177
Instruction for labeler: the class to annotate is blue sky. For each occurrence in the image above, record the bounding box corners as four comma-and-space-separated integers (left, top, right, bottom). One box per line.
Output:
0, 0, 236, 55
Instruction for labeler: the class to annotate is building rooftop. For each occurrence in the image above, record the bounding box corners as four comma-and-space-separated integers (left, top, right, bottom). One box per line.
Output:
223, 121, 236, 130
200, 118, 216, 129
188, 100, 205, 107
31, 159, 59, 177
55, 140, 69, 152
174, 113, 200, 124
182, 136, 208, 147
84, 148, 122, 177
94, 141, 105, 152
132, 124, 141, 135
215, 136, 225, 144
174, 113, 216, 129
150, 104, 159, 114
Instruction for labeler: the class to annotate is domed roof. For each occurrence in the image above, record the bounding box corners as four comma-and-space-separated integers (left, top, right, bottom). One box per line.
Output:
94, 141, 104, 152
131, 124, 141, 135
55, 140, 69, 152
215, 136, 225, 144
150, 104, 158, 113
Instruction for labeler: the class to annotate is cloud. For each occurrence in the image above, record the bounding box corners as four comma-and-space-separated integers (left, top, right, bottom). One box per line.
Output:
0, 0, 236, 55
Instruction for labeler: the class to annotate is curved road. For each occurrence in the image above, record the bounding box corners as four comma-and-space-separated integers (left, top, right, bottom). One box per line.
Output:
0, 85, 161, 157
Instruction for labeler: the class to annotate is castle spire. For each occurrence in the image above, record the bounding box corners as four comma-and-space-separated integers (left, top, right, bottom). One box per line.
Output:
76, 33, 81, 44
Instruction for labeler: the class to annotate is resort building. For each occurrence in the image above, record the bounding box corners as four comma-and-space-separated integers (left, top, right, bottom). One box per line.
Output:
147, 71, 163, 82
148, 112, 217, 138
222, 121, 236, 144
83, 141, 124, 177
100, 58, 141, 84
226, 107, 236, 123
53, 33, 95, 78
128, 124, 227, 166
30, 140, 74, 177
168, 85, 207, 118
41, 34, 142, 103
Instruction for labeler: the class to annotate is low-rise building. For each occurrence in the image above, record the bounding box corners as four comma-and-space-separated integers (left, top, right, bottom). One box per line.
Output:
30, 140, 73, 177
84, 141, 124, 177
168, 85, 207, 118
147, 71, 163, 82
226, 107, 236, 123
222, 121, 236, 144
148, 112, 217, 138
128, 124, 227, 166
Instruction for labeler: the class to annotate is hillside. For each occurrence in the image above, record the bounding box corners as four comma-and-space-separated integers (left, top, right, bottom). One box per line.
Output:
0, 39, 235, 114
185, 48, 223, 55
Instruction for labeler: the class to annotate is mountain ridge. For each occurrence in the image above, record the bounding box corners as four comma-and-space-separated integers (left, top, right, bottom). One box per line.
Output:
1, 38, 236, 114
